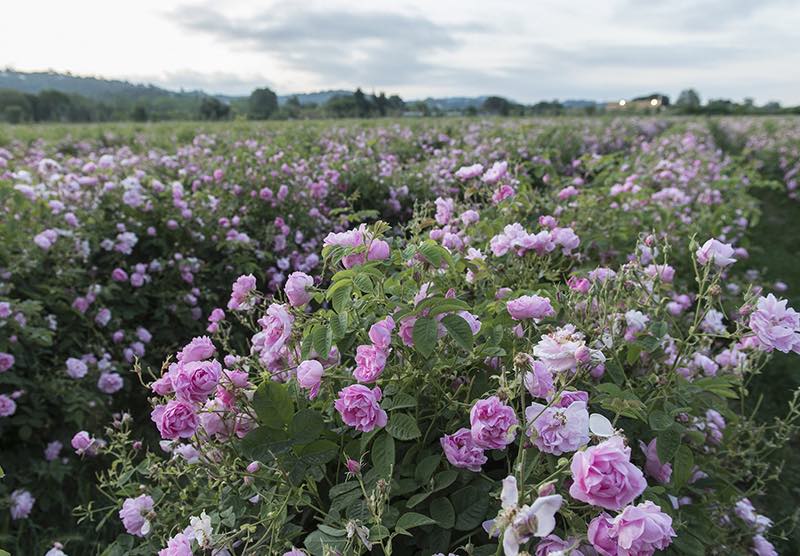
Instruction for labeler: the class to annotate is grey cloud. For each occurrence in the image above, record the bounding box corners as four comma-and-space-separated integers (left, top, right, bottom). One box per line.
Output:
172, 3, 489, 87
616, 0, 794, 31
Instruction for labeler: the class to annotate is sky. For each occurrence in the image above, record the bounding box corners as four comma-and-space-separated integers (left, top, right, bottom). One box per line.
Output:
3, 0, 800, 104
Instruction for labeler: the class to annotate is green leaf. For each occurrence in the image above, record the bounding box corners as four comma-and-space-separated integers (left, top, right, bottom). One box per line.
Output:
430, 497, 455, 528
252, 381, 294, 428
450, 486, 489, 531
386, 413, 422, 441
648, 410, 673, 431
412, 317, 438, 358
414, 454, 441, 484
312, 324, 332, 358
605, 360, 625, 385
329, 313, 348, 339
442, 314, 473, 351
353, 273, 374, 293
330, 282, 352, 314
432, 470, 458, 492
407, 492, 431, 508
672, 445, 695, 488
297, 440, 338, 466
371, 433, 395, 474
396, 512, 437, 532
657, 424, 682, 463
304, 529, 348, 556
240, 427, 293, 462
649, 320, 668, 339
626, 344, 642, 364
290, 409, 325, 445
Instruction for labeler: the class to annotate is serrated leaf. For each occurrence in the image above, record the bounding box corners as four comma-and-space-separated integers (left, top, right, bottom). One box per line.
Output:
290, 409, 324, 445
657, 424, 682, 463
648, 410, 673, 431
605, 360, 625, 385
450, 485, 489, 531
673, 445, 694, 488
312, 325, 332, 359
442, 314, 473, 351
396, 512, 437, 532
412, 317, 438, 358
252, 381, 294, 428
386, 413, 422, 441
371, 433, 395, 474
430, 497, 455, 528
297, 440, 338, 466
331, 283, 352, 314
414, 454, 441, 484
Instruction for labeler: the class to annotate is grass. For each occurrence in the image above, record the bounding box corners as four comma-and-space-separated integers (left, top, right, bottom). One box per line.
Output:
746, 186, 800, 553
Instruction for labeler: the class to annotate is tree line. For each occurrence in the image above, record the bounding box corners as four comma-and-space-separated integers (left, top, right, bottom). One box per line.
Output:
0, 86, 797, 124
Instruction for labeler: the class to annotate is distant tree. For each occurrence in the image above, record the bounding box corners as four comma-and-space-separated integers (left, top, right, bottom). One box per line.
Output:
482, 96, 512, 116
676, 89, 701, 112
763, 101, 781, 113
132, 104, 148, 122
35, 90, 73, 121
248, 87, 278, 120
353, 88, 372, 118
705, 99, 735, 115
465, 106, 478, 116
326, 95, 359, 118
198, 97, 230, 120
373, 92, 389, 116
3, 105, 23, 124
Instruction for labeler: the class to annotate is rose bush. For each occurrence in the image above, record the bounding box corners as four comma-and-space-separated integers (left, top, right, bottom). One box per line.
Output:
1, 117, 799, 554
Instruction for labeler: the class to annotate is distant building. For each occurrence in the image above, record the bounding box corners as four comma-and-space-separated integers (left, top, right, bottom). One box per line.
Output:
605, 93, 670, 112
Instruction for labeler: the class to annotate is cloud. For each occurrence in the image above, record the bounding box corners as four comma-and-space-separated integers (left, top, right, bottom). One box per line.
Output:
137, 69, 274, 95
172, 3, 489, 88
616, 0, 794, 31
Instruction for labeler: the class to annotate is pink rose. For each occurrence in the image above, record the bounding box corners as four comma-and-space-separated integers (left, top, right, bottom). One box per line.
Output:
177, 336, 215, 363
569, 436, 647, 510
440, 427, 487, 472
526, 401, 590, 455
469, 396, 518, 450
173, 359, 222, 402
252, 303, 294, 364
228, 273, 257, 310
367, 239, 391, 261
533, 324, 588, 373
639, 439, 672, 485
507, 295, 555, 321
748, 294, 800, 354
296, 359, 324, 399
0, 352, 14, 373
71, 430, 100, 456
284, 271, 314, 307
151, 400, 199, 439
334, 384, 387, 432
695, 238, 736, 268
589, 501, 675, 556
353, 344, 388, 383
119, 494, 154, 537
368, 316, 395, 350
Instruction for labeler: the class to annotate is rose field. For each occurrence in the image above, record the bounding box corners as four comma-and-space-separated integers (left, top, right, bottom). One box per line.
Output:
1, 116, 800, 556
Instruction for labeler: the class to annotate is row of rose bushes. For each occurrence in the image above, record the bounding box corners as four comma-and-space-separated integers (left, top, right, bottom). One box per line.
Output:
38, 120, 800, 555
0, 118, 671, 551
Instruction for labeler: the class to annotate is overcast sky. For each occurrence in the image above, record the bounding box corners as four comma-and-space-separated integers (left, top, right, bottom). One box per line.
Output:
3, 0, 800, 103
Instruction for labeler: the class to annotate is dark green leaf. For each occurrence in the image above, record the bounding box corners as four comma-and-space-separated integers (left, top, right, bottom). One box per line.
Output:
412, 317, 438, 358
442, 314, 473, 351
252, 381, 294, 428
386, 413, 422, 441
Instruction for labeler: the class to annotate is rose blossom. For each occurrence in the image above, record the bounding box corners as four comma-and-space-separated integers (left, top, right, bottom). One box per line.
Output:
98, 372, 124, 394
569, 436, 647, 510
696, 238, 736, 268
119, 494, 154, 537
524, 359, 555, 399
71, 430, 100, 456
173, 359, 222, 402
0, 394, 16, 417
296, 359, 324, 399
252, 303, 294, 364
284, 271, 314, 307
440, 427, 488, 472
228, 273, 257, 310
10, 489, 35, 520
533, 324, 588, 373
176, 336, 216, 363
639, 439, 672, 484
151, 400, 199, 439
66, 357, 88, 379
507, 295, 556, 321
368, 316, 395, 350
748, 294, 800, 354
469, 396, 518, 450
353, 344, 388, 383
588, 501, 675, 556
0, 352, 14, 372
526, 400, 590, 455
334, 384, 387, 432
